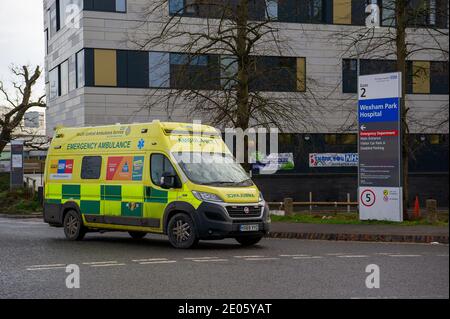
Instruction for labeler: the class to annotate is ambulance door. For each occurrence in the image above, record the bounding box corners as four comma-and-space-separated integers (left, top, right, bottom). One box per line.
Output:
102, 155, 145, 220
144, 153, 181, 231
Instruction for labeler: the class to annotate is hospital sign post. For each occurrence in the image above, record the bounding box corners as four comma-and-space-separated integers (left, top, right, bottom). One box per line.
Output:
358, 72, 403, 222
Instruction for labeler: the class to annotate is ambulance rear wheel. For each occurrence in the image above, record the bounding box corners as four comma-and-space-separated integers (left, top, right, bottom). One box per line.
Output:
128, 231, 147, 239
167, 213, 198, 249
63, 210, 86, 241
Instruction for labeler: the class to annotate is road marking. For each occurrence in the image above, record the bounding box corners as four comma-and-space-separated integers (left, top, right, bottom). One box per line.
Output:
139, 260, 177, 265
132, 258, 169, 262
279, 254, 310, 257
184, 257, 219, 260
26, 266, 67, 271
437, 254, 449, 257
234, 255, 266, 259
244, 257, 280, 261
293, 256, 323, 260
337, 255, 369, 258
90, 263, 126, 267
192, 259, 229, 263
326, 253, 348, 256
388, 254, 422, 257
82, 261, 118, 265
27, 263, 66, 268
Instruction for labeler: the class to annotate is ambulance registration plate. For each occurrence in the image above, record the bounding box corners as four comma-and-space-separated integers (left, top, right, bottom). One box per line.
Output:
239, 224, 259, 232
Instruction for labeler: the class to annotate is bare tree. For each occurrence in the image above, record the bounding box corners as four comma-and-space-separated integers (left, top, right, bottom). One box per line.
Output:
128, 0, 322, 136
0, 65, 46, 153
338, 0, 449, 213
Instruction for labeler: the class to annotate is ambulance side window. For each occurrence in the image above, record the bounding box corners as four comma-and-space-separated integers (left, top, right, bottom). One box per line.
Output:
81, 156, 102, 179
151, 154, 176, 186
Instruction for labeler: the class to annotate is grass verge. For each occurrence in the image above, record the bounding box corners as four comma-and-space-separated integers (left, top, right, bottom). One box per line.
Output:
271, 212, 448, 226
0, 173, 42, 215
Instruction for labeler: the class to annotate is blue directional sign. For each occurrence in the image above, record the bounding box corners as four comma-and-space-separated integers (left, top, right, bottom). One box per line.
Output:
358, 97, 400, 123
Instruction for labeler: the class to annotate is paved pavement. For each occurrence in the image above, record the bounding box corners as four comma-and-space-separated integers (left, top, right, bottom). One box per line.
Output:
270, 222, 449, 243
0, 217, 448, 299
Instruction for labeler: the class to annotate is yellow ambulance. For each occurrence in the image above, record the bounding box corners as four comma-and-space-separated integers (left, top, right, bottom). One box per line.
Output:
43, 121, 270, 248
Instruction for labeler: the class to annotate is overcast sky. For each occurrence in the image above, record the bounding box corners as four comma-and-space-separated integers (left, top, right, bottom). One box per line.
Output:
0, 0, 45, 107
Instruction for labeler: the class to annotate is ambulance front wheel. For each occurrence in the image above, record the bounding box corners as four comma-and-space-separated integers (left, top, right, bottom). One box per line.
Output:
63, 210, 86, 241
167, 213, 199, 249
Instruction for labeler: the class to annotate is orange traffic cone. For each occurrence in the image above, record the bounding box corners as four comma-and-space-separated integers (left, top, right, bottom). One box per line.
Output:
413, 196, 420, 219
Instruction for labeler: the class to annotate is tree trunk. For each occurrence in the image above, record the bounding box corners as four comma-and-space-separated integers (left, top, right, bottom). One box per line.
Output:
236, 0, 251, 170
0, 127, 12, 154
396, 0, 410, 219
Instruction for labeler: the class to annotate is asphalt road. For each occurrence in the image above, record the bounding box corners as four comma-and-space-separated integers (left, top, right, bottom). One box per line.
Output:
0, 217, 448, 299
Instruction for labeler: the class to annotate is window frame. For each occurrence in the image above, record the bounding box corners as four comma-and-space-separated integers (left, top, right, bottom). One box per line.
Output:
81, 156, 102, 180
150, 153, 180, 188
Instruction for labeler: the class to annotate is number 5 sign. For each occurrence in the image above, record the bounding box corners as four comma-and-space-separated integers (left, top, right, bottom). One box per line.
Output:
361, 189, 376, 207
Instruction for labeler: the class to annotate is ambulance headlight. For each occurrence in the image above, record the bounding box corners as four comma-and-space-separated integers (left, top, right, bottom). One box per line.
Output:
259, 192, 264, 202
192, 191, 223, 202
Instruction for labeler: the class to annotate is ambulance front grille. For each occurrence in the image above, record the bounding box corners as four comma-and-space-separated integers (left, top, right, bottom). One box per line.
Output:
226, 206, 262, 218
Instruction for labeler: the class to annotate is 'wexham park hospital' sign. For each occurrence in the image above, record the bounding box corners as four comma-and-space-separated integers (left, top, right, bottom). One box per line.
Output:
358, 72, 403, 222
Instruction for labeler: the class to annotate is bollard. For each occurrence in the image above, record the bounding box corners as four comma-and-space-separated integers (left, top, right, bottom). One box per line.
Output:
347, 193, 351, 213
309, 192, 313, 212
426, 199, 438, 223
284, 198, 294, 216
32, 180, 37, 198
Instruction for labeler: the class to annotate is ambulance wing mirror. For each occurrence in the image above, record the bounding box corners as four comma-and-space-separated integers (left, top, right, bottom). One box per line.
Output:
161, 172, 178, 189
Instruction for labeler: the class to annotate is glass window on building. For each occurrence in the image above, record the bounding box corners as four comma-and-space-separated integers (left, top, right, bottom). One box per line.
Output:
220, 55, 238, 89
149, 52, 170, 88
76, 50, 85, 88
250, 56, 297, 92
430, 61, 449, 94
94, 49, 117, 87
69, 55, 77, 91
60, 60, 69, 96
429, 134, 441, 145
338, 134, 357, 145
342, 59, 357, 93
24, 112, 40, 128
49, 1, 60, 38
169, 0, 185, 14
381, 0, 396, 26
324, 134, 337, 145
116, 0, 127, 12
49, 66, 60, 101
265, 0, 278, 20
170, 53, 220, 90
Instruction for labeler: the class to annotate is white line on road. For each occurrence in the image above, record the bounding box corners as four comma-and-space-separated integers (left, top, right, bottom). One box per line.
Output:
388, 254, 422, 257
90, 263, 126, 267
26, 266, 67, 271
82, 261, 118, 265
139, 260, 177, 265
337, 255, 369, 258
244, 257, 280, 261
184, 257, 219, 260
234, 255, 266, 258
293, 256, 323, 260
192, 259, 229, 263
279, 254, 310, 257
27, 263, 66, 268
437, 254, 449, 257
132, 258, 169, 262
